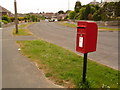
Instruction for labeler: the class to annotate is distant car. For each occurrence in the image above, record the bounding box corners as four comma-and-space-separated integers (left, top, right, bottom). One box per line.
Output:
49, 19, 54, 22
54, 19, 58, 22
45, 19, 49, 22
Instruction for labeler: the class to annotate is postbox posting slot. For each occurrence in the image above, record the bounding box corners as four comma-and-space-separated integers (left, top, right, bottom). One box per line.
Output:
77, 24, 86, 29
77, 27, 86, 29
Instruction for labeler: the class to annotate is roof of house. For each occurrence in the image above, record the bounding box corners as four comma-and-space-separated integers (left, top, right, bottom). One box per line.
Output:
0, 5, 11, 13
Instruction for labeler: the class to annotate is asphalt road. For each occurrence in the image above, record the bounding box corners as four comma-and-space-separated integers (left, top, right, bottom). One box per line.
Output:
2, 26, 61, 88
29, 21, 119, 70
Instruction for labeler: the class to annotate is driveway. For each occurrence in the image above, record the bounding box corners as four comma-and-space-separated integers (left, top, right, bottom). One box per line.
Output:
29, 21, 118, 70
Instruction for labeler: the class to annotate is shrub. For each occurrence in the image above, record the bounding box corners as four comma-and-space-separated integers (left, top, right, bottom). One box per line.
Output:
10, 17, 15, 22
2, 15, 11, 22
2, 20, 8, 24
18, 17, 24, 21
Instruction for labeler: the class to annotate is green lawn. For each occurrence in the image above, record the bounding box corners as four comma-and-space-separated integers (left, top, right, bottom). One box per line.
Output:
17, 40, 119, 88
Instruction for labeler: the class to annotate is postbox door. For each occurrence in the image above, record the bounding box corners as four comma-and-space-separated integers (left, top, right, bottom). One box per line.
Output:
76, 33, 86, 53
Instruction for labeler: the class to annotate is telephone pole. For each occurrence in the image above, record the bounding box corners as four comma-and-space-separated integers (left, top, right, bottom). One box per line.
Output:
14, 0, 18, 34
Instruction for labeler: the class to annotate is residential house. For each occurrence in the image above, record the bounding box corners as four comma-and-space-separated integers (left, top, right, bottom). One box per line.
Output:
17, 13, 26, 17
40, 12, 67, 21
41, 13, 54, 19
56, 14, 67, 20
0, 5, 13, 17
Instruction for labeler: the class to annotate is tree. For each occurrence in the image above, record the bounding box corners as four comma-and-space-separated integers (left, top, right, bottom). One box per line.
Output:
65, 10, 71, 14
64, 15, 68, 20
88, 13, 93, 20
69, 11, 76, 19
74, 1, 81, 13
84, 4, 91, 20
101, 2, 118, 20
94, 5, 100, 11
58, 10, 64, 14
78, 7, 86, 20
115, 1, 120, 17
90, 6, 96, 14
93, 10, 101, 21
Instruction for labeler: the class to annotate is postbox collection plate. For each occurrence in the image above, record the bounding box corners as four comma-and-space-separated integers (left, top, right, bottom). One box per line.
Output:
79, 37, 83, 48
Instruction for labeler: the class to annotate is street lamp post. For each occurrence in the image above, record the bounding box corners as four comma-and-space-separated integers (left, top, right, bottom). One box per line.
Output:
14, 0, 18, 34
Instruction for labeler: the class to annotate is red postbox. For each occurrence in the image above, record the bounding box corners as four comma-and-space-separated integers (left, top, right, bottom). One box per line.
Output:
76, 21, 98, 53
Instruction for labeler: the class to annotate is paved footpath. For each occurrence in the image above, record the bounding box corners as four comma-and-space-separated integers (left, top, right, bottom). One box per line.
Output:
2, 25, 62, 88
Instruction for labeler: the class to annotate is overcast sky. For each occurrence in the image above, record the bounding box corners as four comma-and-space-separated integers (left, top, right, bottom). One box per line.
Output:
1, 0, 102, 14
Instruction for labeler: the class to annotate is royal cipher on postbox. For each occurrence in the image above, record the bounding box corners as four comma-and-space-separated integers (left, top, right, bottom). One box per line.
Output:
76, 21, 98, 53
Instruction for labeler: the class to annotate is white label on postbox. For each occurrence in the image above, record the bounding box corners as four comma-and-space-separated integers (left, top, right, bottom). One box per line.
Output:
79, 37, 83, 48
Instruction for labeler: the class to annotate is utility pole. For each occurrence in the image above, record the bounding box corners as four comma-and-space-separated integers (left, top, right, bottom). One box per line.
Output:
14, 0, 18, 34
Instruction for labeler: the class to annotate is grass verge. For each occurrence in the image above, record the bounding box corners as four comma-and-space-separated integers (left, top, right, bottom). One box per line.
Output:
58, 22, 77, 28
58, 22, 119, 31
17, 40, 119, 88
18, 22, 35, 28
12, 22, 34, 36
13, 28, 32, 36
98, 27, 120, 31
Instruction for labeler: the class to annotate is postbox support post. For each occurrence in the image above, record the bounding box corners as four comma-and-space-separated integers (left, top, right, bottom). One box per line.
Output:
82, 53, 88, 83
